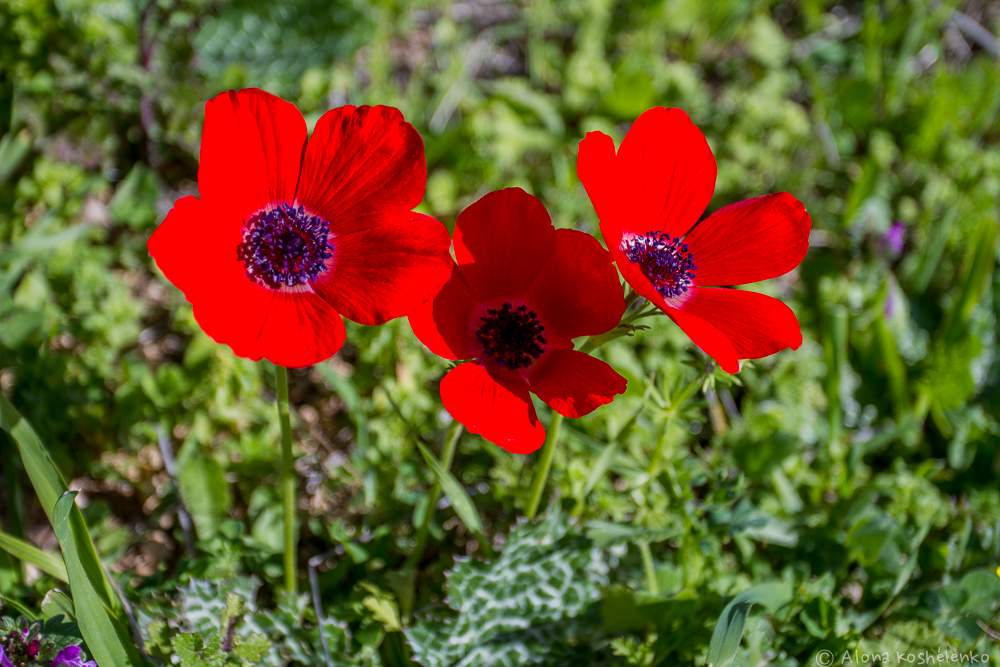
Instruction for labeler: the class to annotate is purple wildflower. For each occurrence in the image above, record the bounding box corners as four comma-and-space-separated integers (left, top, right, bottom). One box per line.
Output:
883, 220, 906, 256
51, 645, 97, 667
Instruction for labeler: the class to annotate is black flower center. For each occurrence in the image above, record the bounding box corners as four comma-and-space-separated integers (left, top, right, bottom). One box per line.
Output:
476, 302, 546, 370
237, 203, 333, 289
621, 231, 696, 299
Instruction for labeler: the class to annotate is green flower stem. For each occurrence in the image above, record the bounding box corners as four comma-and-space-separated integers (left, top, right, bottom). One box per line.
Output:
638, 541, 659, 595
527, 298, 659, 519
274, 364, 297, 595
525, 412, 564, 519
645, 429, 671, 480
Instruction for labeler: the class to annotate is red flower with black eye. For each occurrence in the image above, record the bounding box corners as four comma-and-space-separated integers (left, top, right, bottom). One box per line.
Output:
577, 107, 811, 373
148, 88, 452, 367
409, 188, 628, 454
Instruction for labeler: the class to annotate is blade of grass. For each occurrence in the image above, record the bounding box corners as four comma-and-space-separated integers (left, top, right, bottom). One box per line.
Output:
1, 394, 69, 524
53, 492, 143, 666
402, 422, 463, 619
823, 305, 848, 480
1, 394, 143, 665
875, 290, 908, 422
944, 217, 997, 341
414, 441, 488, 554
0, 593, 37, 620
0, 529, 68, 582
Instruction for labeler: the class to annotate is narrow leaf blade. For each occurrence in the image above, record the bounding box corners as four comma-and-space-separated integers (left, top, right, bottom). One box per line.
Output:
1, 395, 142, 664
54, 492, 142, 666
415, 442, 485, 543
0, 529, 68, 582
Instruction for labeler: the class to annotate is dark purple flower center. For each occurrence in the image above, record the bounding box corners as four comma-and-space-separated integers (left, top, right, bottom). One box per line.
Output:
476, 302, 546, 370
621, 231, 696, 299
237, 203, 333, 289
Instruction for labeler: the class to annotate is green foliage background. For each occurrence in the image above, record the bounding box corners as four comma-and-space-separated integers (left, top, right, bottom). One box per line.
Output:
1, 0, 999, 664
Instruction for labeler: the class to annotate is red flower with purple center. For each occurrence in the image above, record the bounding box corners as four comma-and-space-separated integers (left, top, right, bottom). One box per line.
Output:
578, 107, 812, 373
409, 188, 628, 454
148, 88, 452, 367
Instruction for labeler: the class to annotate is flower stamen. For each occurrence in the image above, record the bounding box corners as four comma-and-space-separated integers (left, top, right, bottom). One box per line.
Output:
237, 203, 333, 289
476, 302, 546, 369
621, 231, 696, 299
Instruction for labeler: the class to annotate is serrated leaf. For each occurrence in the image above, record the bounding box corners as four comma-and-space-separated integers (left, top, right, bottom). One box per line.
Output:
234, 633, 270, 663
407, 513, 614, 666
360, 583, 401, 632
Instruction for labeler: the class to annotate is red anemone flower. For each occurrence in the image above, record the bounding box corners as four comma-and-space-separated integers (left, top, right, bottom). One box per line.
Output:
577, 107, 811, 374
148, 88, 452, 367
409, 188, 628, 454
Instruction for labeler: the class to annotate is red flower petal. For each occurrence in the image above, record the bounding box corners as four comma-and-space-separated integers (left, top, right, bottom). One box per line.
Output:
453, 188, 556, 300
312, 210, 451, 325
669, 287, 802, 372
148, 196, 238, 305
296, 105, 425, 230
149, 197, 346, 367
576, 131, 619, 243
440, 362, 545, 454
577, 107, 717, 247
525, 229, 625, 340
685, 193, 811, 286
408, 264, 478, 360
186, 274, 346, 368
212, 291, 346, 368
198, 89, 307, 221
663, 304, 741, 374
528, 350, 627, 418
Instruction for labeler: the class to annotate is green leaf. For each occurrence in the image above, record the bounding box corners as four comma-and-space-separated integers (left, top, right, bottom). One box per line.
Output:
0, 214, 94, 264
707, 581, 792, 667
0, 528, 68, 582
233, 633, 271, 663
53, 492, 144, 666
0, 395, 142, 665
177, 441, 232, 540
0, 68, 12, 135
407, 512, 613, 665
414, 441, 485, 546
0, 130, 30, 184
40, 589, 76, 620
0, 592, 37, 620
585, 521, 677, 547
107, 164, 161, 229
360, 583, 402, 632
0, 305, 45, 347
1, 394, 68, 523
